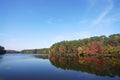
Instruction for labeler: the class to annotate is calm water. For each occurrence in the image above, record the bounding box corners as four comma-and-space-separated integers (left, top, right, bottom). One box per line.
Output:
0, 53, 120, 80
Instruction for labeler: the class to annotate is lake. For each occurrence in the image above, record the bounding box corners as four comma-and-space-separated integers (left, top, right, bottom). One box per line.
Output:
0, 53, 120, 80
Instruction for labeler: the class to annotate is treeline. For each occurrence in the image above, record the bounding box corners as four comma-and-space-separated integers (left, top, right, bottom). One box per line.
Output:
0, 45, 6, 54
21, 48, 49, 54
49, 34, 120, 56
21, 34, 120, 55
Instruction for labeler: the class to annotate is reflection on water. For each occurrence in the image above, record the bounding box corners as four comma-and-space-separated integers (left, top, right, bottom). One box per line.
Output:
49, 55, 120, 77
35, 54, 48, 59
0, 53, 120, 80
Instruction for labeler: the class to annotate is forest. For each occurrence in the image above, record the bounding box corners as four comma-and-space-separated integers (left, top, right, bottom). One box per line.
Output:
22, 34, 120, 56
49, 34, 120, 56
0, 45, 6, 54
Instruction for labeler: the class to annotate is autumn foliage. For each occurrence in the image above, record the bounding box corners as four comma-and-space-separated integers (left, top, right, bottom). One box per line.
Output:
49, 34, 120, 56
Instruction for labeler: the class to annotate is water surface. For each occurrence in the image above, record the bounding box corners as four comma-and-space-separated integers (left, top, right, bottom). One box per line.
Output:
0, 53, 120, 80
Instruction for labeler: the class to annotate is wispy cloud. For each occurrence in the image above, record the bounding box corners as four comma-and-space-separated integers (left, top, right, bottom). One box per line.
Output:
92, 0, 114, 27
79, 0, 115, 29
46, 19, 53, 24
46, 17, 63, 25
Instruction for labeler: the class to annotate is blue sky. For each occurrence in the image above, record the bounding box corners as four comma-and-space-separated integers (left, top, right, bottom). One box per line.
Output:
0, 0, 120, 50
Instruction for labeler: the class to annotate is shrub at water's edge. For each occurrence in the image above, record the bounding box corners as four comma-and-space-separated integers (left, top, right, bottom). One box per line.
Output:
0, 45, 6, 54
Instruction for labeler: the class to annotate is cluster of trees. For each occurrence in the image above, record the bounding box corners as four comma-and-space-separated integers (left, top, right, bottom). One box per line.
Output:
49, 34, 120, 56
21, 48, 49, 54
0, 45, 6, 54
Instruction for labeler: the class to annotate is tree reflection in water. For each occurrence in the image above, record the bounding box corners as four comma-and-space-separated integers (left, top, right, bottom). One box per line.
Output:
49, 55, 120, 77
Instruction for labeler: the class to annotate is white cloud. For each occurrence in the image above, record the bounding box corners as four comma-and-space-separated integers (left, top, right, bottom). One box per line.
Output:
46, 17, 63, 25
46, 19, 52, 24
79, 0, 116, 29
46, 17, 53, 24
92, 0, 114, 27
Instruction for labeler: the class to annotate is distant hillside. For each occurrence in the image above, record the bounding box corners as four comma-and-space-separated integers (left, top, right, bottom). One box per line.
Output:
6, 50, 20, 53
21, 48, 49, 54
